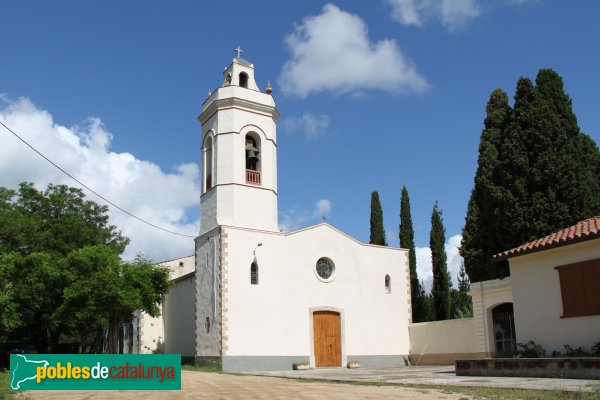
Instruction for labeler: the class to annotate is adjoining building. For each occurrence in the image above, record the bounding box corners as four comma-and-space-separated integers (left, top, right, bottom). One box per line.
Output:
410, 215, 600, 364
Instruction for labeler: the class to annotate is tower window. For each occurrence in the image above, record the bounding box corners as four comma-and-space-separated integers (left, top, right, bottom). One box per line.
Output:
385, 274, 391, 294
204, 135, 213, 191
239, 72, 248, 88
245, 134, 261, 185
251, 262, 258, 285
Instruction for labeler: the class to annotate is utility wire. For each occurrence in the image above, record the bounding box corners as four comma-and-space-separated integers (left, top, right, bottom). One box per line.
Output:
0, 120, 197, 238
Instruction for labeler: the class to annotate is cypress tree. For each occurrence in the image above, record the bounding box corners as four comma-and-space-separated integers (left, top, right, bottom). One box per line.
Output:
451, 263, 473, 318
430, 202, 451, 320
369, 191, 387, 246
461, 88, 512, 282
461, 69, 600, 282
399, 186, 426, 322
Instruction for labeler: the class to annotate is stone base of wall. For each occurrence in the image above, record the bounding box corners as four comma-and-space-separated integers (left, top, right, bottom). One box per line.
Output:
410, 352, 489, 365
223, 356, 308, 372
194, 356, 222, 369
221, 355, 411, 371
456, 358, 600, 379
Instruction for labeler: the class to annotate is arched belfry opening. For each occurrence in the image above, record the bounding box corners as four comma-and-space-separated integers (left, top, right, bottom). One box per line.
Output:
245, 133, 261, 185
239, 72, 248, 88
204, 135, 213, 191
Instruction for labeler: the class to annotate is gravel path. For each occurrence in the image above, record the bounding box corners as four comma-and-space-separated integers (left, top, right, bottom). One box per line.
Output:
18, 370, 470, 399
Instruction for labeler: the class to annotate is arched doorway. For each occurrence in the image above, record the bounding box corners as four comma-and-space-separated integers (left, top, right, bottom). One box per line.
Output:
313, 311, 341, 367
492, 303, 516, 353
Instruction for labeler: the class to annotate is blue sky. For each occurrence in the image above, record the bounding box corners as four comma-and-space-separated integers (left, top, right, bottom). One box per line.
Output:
1, 1, 599, 288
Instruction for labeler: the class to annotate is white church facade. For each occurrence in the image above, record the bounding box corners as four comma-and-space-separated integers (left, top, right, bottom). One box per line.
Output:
133, 53, 412, 371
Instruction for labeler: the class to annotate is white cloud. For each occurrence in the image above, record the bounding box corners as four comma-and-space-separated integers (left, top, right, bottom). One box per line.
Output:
388, 0, 424, 26
387, 0, 533, 32
278, 3, 428, 97
282, 112, 331, 140
279, 199, 332, 232
415, 234, 464, 292
387, 0, 480, 31
0, 96, 199, 262
314, 199, 332, 219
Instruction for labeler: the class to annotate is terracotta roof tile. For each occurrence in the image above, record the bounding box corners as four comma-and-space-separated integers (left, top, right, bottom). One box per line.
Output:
493, 215, 600, 261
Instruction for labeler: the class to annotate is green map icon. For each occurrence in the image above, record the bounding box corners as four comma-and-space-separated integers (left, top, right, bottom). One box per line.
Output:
10, 354, 49, 390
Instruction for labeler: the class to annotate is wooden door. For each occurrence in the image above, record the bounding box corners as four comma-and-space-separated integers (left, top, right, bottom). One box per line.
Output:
313, 311, 341, 367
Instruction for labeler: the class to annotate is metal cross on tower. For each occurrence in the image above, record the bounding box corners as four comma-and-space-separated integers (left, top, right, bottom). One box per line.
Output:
235, 45, 244, 59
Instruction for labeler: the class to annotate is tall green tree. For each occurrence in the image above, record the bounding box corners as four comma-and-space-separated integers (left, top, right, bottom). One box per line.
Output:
451, 263, 473, 318
461, 69, 600, 282
461, 88, 512, 282
399, 186, 426, 322
59, 246, 171, 353
430, 203, 451, 321
0, 182, 170, 353
370, 190, 387, 246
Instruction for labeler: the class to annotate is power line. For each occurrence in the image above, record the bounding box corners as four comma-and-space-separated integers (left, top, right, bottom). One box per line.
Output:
0, 120, 197, 238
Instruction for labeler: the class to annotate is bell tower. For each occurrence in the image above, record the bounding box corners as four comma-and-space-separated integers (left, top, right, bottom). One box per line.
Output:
198, 49, 279, 234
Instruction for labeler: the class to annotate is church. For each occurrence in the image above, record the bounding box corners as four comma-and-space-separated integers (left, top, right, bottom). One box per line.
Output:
131, 52, 412, 372
129, 52, 600, 372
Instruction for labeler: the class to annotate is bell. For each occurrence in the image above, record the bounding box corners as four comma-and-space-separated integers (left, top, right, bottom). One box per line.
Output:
246, 150, 259, 163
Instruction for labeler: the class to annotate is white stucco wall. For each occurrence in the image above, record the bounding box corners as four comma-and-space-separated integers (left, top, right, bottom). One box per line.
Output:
133, 256, 195, 355
409, 318, 479, 364
509, 239, 600, 354
220, 223, 410, 364
163, 274, 196, 357
135, 312, 163, 354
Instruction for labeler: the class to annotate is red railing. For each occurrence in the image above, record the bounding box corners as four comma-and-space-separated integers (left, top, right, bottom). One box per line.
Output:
246, 170, 261, 185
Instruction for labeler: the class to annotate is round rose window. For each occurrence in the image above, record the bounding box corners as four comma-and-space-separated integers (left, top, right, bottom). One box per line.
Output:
315, 257, 335, 282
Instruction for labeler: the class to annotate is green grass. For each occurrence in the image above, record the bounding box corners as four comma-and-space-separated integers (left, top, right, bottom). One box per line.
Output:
0, 372, 16, 400
281, 377, 600, 400
182, 363, 222, 373
410, 384, 600, 400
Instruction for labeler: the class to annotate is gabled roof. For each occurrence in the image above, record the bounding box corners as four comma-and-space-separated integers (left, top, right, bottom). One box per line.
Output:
493, 215, 600, 261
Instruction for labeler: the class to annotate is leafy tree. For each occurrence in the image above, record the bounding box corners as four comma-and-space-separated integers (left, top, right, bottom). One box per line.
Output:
0, 183, 128, 256
59, 246, 171, 353
0, 255, 21, 343
399, 186, 426, 322
461, 69, 600, 282
369, 190, 387, 246
430, 203, 451, 320
0, 182, 169, 353
451, 263, 473, 318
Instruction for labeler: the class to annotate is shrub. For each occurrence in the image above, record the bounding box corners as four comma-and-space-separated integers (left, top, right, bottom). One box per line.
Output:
515, 341, 546, 358
563, 344, 590, 357
591, 341, 600, 357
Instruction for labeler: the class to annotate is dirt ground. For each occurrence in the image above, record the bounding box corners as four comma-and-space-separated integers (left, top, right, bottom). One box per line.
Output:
18, 370, 469, 399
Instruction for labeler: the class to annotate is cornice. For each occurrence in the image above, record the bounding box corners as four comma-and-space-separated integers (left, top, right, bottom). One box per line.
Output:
199, 96, 279, 125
